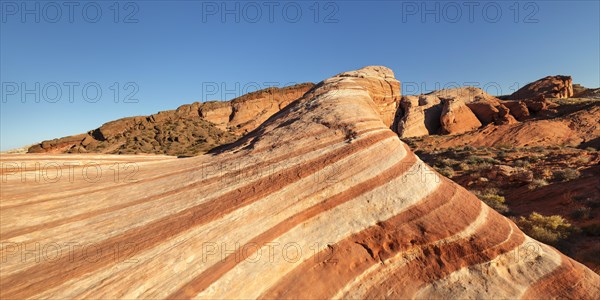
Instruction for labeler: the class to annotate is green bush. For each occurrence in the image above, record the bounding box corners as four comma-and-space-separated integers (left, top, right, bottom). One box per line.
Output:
553, 168, 581, 182
515, 212, 574, 245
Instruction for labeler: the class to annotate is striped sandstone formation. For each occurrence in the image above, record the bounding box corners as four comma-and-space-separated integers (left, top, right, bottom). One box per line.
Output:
1, 66, 599, 299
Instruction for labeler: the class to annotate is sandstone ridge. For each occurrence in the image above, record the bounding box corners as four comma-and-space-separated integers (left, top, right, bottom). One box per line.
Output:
2, 66, 599, 299
27, 83, 315, 156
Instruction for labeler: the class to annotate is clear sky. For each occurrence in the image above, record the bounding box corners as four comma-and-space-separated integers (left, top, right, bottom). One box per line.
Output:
1, 0, 599, 150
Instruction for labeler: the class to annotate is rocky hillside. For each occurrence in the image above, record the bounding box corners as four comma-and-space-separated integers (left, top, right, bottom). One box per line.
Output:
2, 67, 598, 299
27, 83, 314, 156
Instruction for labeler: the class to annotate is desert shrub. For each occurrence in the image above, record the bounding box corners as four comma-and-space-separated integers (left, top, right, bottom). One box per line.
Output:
455, 162, 470, 171
478, 193, 509, 214
513, 159, 530, 168
585, 147, 597, 152
466, 155, 499, 165
496, 143, 512, 150
576, 156, 591, 164
470, 162, 493, 171
527, 179, 549, 190
435, 158, 459, 168
496, 150, 507, 160
553, 168, 581, 182
463, 145, 476, 151
570, 207, 592, 220
437, 166, 455, 178
515, 212, 574, 245
531, 146, 546, 152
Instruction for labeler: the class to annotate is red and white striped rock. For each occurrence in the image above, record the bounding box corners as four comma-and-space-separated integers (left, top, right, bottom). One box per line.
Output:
1, 66, 598, 299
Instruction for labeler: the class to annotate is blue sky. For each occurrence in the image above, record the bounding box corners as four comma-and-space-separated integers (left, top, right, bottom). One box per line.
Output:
1, 0, 599, 150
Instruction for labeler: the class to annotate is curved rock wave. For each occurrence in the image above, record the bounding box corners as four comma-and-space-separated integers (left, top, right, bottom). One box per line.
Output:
1, 66, 598, 299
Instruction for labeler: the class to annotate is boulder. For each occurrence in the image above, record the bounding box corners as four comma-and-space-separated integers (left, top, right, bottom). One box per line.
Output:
466, 96, 517, 125
488, 165, 534, 183
439, 97, 482, 135
396, 96, 442, 137
524, 95, 558, 113
501, 100, 530, 121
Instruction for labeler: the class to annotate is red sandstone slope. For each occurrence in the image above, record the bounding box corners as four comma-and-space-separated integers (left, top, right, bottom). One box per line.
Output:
26, 83, 314, 156
1, 66, 599, 299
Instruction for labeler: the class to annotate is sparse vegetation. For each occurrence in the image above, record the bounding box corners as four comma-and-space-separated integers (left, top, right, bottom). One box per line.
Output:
553, 168, 581, 182
527, 179, 549, 190
477, 192, 509, 214
515, 212, 574, 245
571, 207, 592, 220
437, 166, 455, 178
513, 159, 530, 168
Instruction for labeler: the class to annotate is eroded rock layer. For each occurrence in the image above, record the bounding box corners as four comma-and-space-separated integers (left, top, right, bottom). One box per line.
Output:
27, 83, 315, 156
511, 75, 574, 99
2, 67, 599, 299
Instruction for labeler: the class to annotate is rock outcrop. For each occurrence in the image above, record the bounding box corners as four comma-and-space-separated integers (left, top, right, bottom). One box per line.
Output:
395, 95, 442, 137
511, 75, 574, 99
488, 165, 534, 184
439, 97, 482, 134
501, 100, 531, 121
27, 83, 315, 156
465, 96, 517, 125
575, 88, 600, 99
395, 87, 518, 138
2, 66, 599, 299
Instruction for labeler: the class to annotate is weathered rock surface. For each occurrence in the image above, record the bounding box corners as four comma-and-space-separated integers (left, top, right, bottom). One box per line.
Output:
511, 75, 574, 99
420, 103, 600, 148
501, 100, 531, 121
395, 87, 517, 137
468, 99, 518, 125
439, 97, 482, 134
395, 95, 442, 137
3, 66, 599, 299
575, 88, 600, 99
27, 83, 315, 156
488, 165, 534, 183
